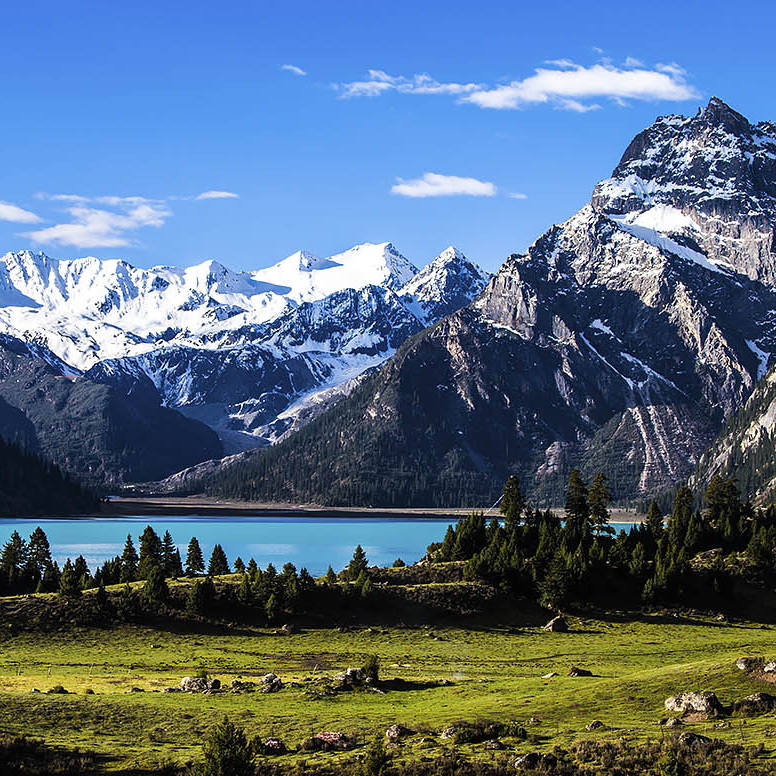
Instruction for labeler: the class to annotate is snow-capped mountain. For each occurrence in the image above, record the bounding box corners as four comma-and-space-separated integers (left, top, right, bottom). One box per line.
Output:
200, 98, 776, 506
0, 242, 490, 464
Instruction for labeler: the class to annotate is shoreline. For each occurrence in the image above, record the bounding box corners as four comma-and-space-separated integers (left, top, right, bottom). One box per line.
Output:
97, 496, 645, 523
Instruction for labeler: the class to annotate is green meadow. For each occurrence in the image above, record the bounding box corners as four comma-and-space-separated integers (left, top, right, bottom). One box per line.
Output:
1, 578, 776, 772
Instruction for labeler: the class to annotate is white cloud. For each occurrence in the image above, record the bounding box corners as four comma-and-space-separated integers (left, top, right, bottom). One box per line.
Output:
338, 59, 698, 113
281, 64, 307, 76
0, 202, 42, 224
463, 62, 699, 111
338, 70, 483, 99
23, 197, 171, 249
391, 173, 496, 198
508, 192, 528, 200
195, 190, 239, 200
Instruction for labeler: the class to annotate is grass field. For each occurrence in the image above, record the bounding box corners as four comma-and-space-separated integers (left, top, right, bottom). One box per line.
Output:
2, 580, 776, 772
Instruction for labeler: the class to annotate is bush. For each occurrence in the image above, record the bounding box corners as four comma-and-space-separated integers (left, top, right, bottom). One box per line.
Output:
363, 654, 380, 682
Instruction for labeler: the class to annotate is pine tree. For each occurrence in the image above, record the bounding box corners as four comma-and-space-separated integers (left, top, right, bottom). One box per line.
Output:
645, 501, 664, 542
265, 592, 279, 622
538, 551, 571, 610
347, 545, 368, 581
500, 475, 525, 532
237, 573, 252, 605
142, 564, 168, 604
233, 556, 245, 573
138, 526, 164, 579
58, 558, 81, 599
564, 469, 589, 537
161, 531, 182, 578
117, 582, 139, 621
25, 527, 52, 583
0, 531, 28, 579
185, 537, 205, 576
201, 716, 254, 776
588, 473, 613, 535
325, 565, 337, 586
207, 544, 230, 576
246, 558, 258, 579
120, 534, 139, 582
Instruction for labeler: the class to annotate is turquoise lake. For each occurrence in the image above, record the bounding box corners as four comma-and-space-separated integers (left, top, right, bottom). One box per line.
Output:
0, 517, 636, 576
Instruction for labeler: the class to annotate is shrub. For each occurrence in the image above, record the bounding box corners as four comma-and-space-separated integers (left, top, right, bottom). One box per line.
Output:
200, 716, 254, 776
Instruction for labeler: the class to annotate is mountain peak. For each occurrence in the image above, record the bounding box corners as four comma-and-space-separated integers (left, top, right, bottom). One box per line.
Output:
696, 96, 750, 135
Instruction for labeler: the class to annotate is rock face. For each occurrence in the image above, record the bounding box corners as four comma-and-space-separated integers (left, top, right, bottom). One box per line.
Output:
664, 691, 722, 714
207, 98, 776, 506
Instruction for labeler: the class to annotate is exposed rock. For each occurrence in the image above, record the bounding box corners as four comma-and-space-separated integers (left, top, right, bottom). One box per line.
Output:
260, 673, 282, 692
733, 692, 776, 715
678, 732, 712, 748
262, 738, 286, 755
333, 667, 365, 686
280, 623, 298, 635
230, 680, 258, 692
514, 752, 540, 769
385, 724, 415, 742
736, 656, 762, 672
543, 615, 568, 632
586, 720, 604, 730
542, 672, 558, 679
664, 691, 722, 714
484, 740, 507, 750
764, 661, 776, 673
44, 685, 68, 694
666, 718, 683, 727
180, 676, 221, 692
568, 667, 593, 677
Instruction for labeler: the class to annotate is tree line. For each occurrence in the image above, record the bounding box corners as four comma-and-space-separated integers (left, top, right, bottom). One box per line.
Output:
429, 470, 776, 610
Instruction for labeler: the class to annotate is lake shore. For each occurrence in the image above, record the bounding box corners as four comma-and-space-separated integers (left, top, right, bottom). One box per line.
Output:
101, 495, 645, 523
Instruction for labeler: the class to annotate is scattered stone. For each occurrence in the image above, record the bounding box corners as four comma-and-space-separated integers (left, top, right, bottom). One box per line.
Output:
385, 724, 415, 742
260, 673, 282, 693
333, 667, 365, 686
263, 738, 286, 755
162, 687, 180, 693
542, 672, 558, 679
230, 680, 258, 692
280, 623, 298, 635
678, 732, 712, 748
544, 615, 568, 632
568, 667, 593, 677
84, 688, 95, 695
664, 691, 722, 714
180, 677, 221, 692
129, 687, 144, 693
733, 692, 776, 715
45, 685, 68, 694
526, 717, 542, 726
666, 718, 683, 727
764, 661, 776, 673
150, 643, 162, 649
736, 657, 762, 672
417, 736, 438, 748
484, 739, 506, 750
586, 720, 604, 730
29, 688, 40, 694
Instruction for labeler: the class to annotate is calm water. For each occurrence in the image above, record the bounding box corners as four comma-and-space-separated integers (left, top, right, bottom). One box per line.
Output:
0, 516, 636, 576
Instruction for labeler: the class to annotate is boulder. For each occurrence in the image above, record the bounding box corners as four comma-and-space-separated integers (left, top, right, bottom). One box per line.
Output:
308, 731, 353, 751
568, 667, 593, 677
385, 724, 414, 742
280, 623, 298, 635
733, 693, 776, 715
664, 691, 722, 714
586, 720, 604, 730
45, 685, 68, 694
736, 657, 762, 672
260, 673, 282, 692
666, 718, 683, 727
514, 752, 540, 769
678, 732, 712, 748
263, 738, 286, 755
180, 677, 209, 692
230, 680, 257, 692
484, 740, 507, 750
543, 615, 568, 632
764, 661, 776, 673
333, 667, 365, 686
542, 672, 558, 679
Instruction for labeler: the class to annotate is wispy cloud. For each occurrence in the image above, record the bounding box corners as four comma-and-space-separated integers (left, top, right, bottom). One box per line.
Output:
508, 192, 528, 200
337, 59, 698, 112
0, 202, 42, 224
281, 64, 307, 76
23, 195, 171, 249
391, 173, 496, 198
195, 190, 239, 200
338, 70, 483, 99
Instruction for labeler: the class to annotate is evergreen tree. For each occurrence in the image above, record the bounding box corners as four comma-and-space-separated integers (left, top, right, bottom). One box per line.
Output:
645, 501, 664, 542
207, 544, 230, 576
138, 526, 164, 579
95, 581, 110, 612
58, 558, 81, 599
142, 564, 168, 604
500, 475, 525, 532
668, 486, 693, 546
325, 565, 337, 586
233, 556, 245, 573
201, 716, 254, 776
588, 473, 613, 535
0, 530, 27, 584
237, 573, 252, 605
347, 544, 368, 581
185, 537, 205, 576
73, 555, 91, 588
25, 527, 52, 583
161, 531, 182, 577
564, 469, 589, 537
120, 534, 139, 582
116, 582, 139, 621
538, 551, 571, 610
246, 558, 258, 579
265, 592, 279, 622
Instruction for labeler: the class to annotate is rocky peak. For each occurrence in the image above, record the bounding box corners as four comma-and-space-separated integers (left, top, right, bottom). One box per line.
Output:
695, 96, 751, 136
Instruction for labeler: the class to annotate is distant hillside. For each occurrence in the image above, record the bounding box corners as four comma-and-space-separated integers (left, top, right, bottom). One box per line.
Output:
0, 436, 98, 515
690, 365, 776, 503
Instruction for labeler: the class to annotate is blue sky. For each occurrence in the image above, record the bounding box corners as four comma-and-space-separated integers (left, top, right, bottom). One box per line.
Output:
1, 0, 775, 273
